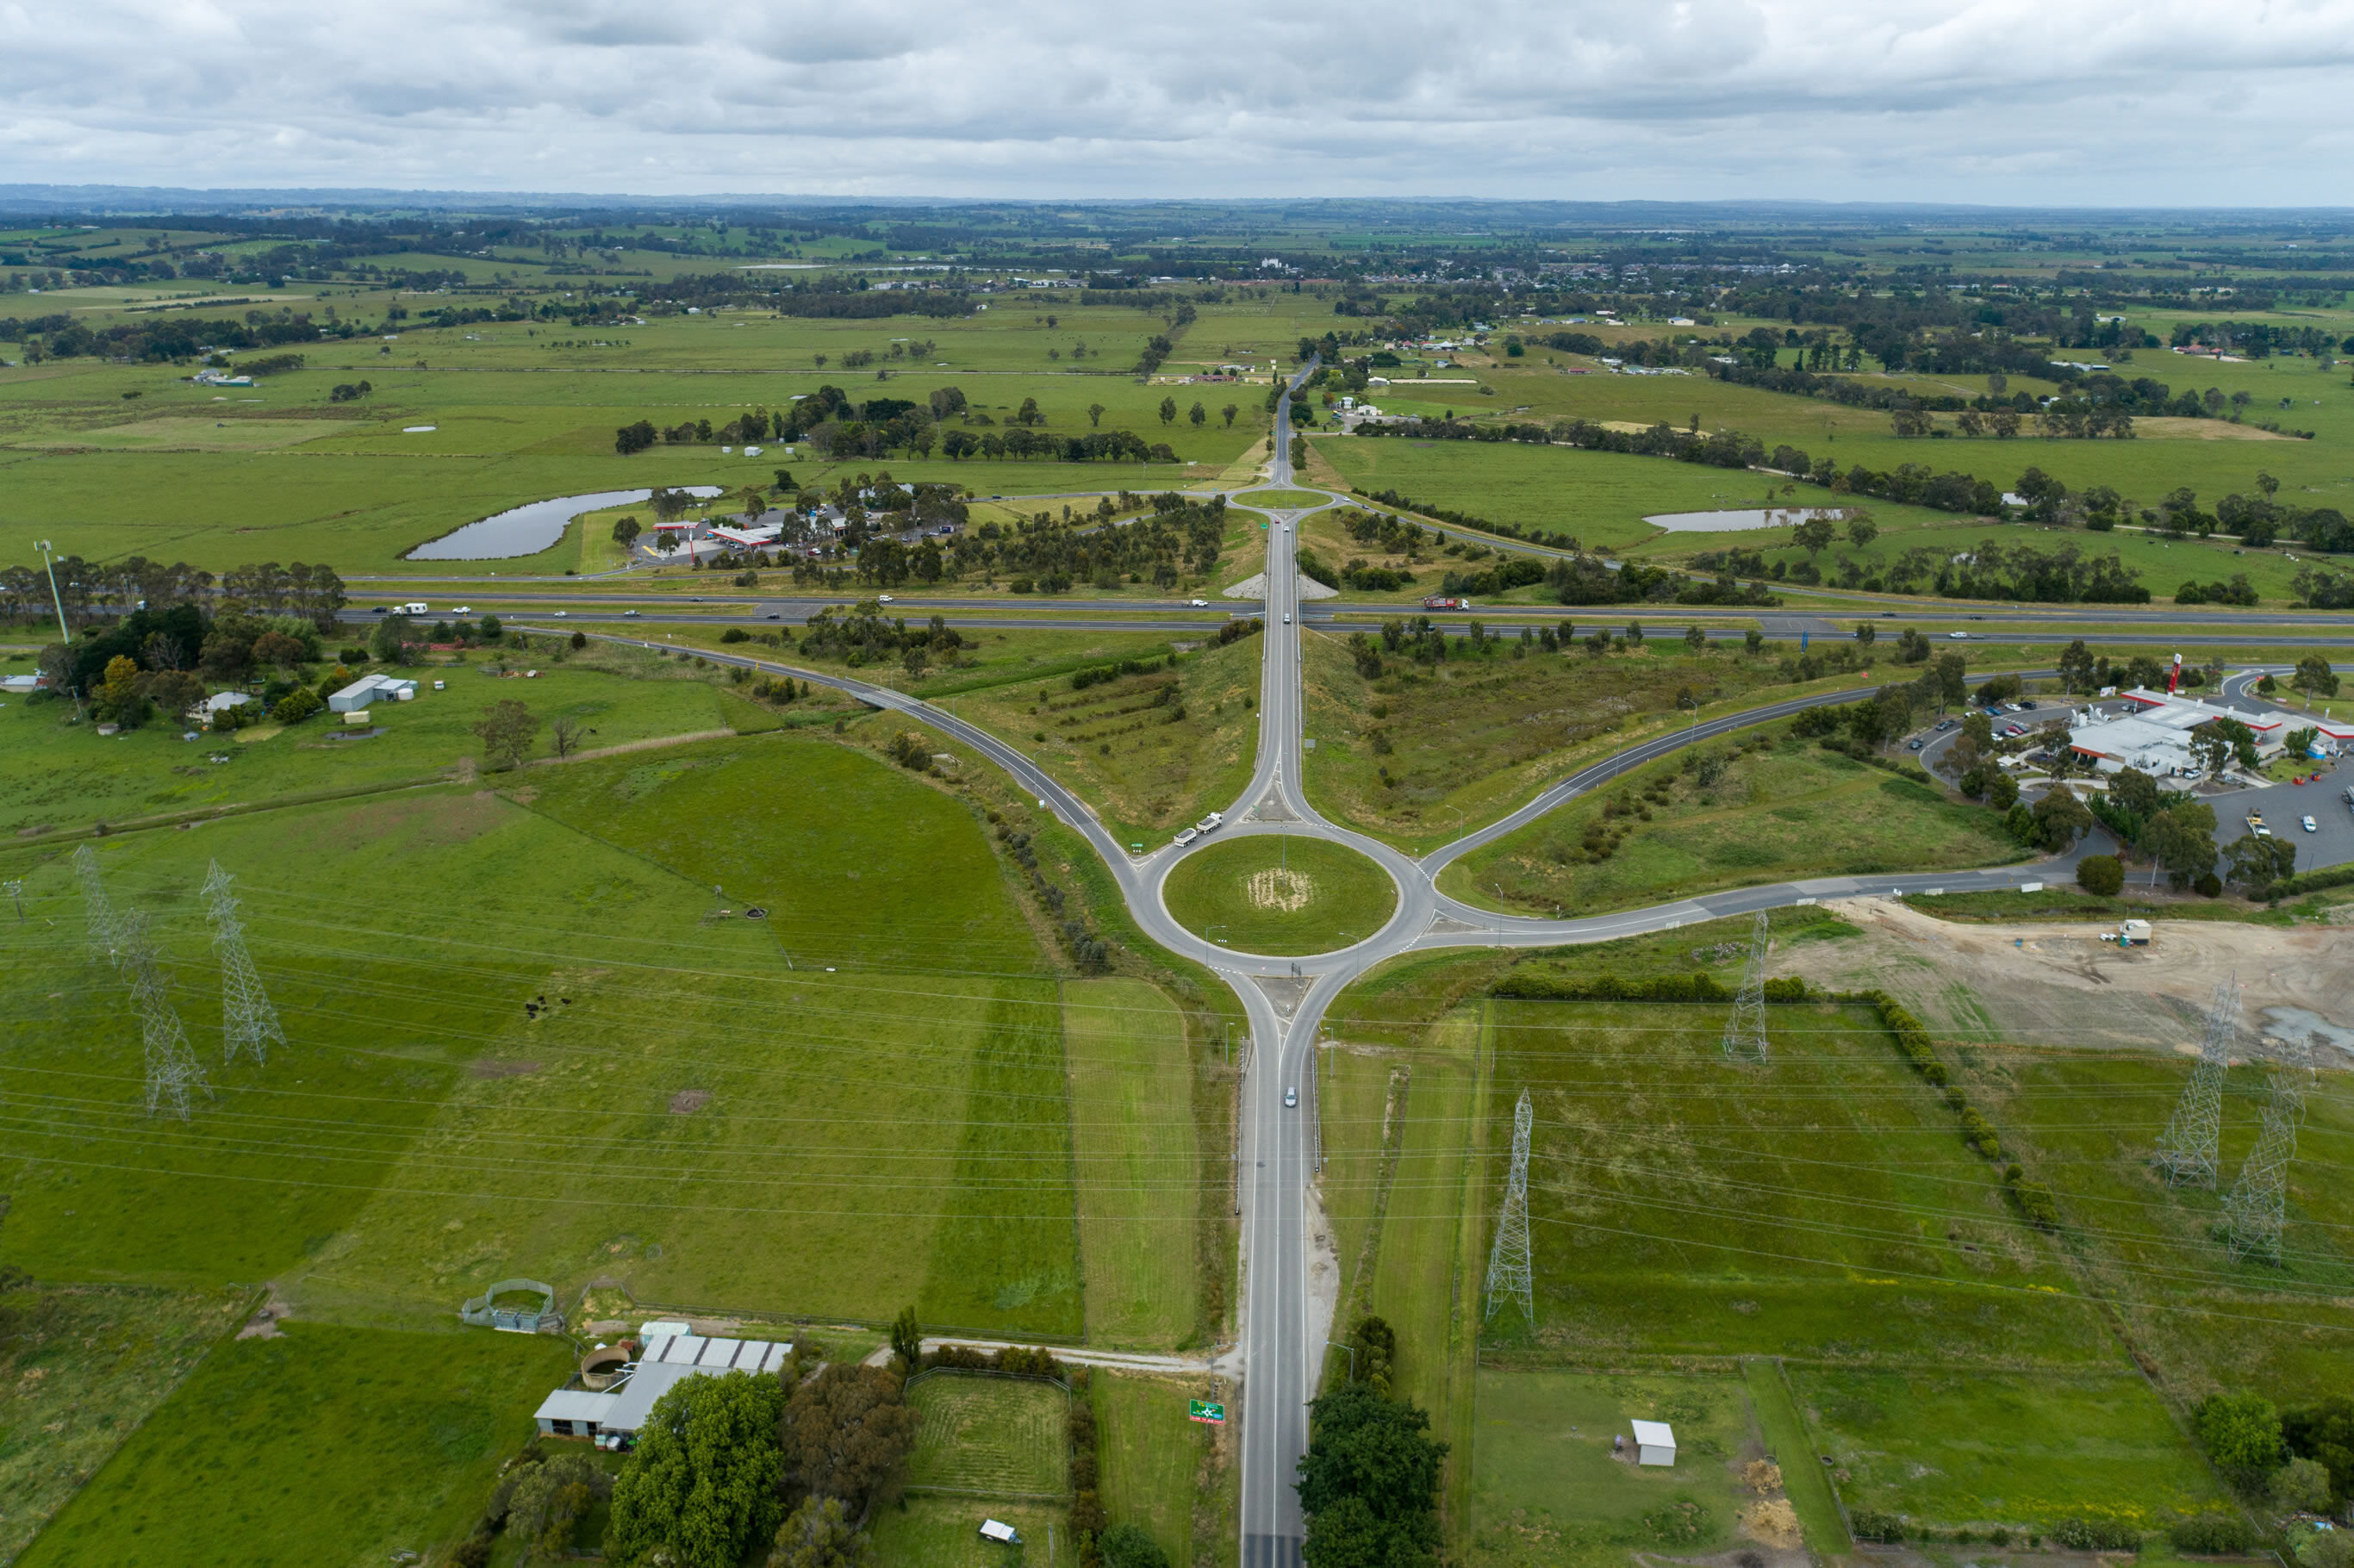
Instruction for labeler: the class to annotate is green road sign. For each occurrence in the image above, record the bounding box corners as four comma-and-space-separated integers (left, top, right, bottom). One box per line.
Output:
1189, 1399, 1226, 1424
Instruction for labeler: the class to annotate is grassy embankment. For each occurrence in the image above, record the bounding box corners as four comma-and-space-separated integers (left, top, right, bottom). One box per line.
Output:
1440, 719, 2029, 916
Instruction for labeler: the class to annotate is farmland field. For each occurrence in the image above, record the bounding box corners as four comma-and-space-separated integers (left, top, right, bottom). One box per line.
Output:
14, 1321, 570, 1568
908, 1372, 1071, 1497
1093, 1371, 1226, 1568
1065, 979, 1205, 1349
1467, 1369, 1759, 1568
0, 1285, 257, 1565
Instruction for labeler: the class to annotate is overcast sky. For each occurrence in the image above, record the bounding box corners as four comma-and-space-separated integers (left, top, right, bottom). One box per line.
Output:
5, 0, 2351, 206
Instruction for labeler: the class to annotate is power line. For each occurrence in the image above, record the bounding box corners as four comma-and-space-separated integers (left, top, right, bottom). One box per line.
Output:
1483, 1087, 1533, 1326
2155, 974, 2236, 1188
203, 861, 285, 1068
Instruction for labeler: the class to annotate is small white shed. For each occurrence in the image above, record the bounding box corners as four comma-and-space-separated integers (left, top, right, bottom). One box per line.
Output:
980, 1520, 1023, 1545
1630, 1420, 1677, 1467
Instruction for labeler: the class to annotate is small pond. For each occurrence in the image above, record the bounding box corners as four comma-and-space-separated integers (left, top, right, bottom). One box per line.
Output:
407, 486, 722, 560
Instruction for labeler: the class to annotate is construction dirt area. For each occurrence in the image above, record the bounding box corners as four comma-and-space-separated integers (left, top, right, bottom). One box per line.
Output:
1779, 897, 2354, 1063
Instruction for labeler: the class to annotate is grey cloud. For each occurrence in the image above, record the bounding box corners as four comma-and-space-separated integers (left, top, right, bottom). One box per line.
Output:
2, 0, 2350, 201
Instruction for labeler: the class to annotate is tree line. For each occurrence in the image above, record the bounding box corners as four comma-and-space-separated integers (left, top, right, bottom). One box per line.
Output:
1, 556, 346, 629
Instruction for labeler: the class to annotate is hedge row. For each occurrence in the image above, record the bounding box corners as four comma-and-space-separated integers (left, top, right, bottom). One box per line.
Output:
2258, 862, 2354, 904
1846, 990, 2059, 1231
1492, 971, 1814, 1004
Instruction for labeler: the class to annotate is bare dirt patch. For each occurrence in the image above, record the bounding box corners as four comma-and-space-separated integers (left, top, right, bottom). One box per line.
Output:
2133, 416, 2301, 441
1247, 868, 1314, 912
669, 1089, 711, 1114
1784, 897, 2354, 1054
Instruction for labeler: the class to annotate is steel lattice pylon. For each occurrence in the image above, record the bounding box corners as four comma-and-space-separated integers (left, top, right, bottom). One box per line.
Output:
2221, 1030, 2314, 1266
1721, 910, 1771, 1062
118, 912, 209, 1120
1484, 1089, 1534, 1325
203, 861, 284, 1067
2156, 975, 2239, 1187
72, 843, 121, 965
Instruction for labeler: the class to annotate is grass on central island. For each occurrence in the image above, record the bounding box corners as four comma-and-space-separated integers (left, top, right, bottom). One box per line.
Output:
1161, 834, 1398, 955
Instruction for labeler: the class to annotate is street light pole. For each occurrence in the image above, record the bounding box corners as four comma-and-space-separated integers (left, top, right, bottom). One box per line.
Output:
34, 540, 69, 644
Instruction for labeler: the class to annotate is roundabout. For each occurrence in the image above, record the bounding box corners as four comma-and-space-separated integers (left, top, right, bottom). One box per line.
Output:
1162, 833, 1398, 955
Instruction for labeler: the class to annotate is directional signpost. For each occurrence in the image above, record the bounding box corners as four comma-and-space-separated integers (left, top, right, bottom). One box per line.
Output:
1188, 1398, 1226, 1425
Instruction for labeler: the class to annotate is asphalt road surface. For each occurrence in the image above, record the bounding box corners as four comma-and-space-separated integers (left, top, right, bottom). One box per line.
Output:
509, 383, 2344, 1568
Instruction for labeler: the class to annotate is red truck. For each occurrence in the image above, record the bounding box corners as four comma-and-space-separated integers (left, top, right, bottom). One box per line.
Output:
1422, 594, 1473, 611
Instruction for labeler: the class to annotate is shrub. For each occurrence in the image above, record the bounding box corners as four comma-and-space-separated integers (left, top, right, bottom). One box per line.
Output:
1099, 1524, 1170, 1568
2195, 870, 2223, 898
720, 627, 750, 643
2170, 1515, 2257, 1553
2049, 1516, 2142, 1551
570, 631, 587, 650
1849, 1510, 1907, 1544
2077, 855, 2125, 896
2308, 1531, 2354, 1568
2195, 1392, 2286, 1478
270, 688, 324, 725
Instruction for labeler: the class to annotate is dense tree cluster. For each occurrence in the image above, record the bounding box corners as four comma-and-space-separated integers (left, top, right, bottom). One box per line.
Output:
1297, 1380, 1447, 1568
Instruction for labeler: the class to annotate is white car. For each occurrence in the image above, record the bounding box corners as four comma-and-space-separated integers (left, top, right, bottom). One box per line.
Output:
451, 605, 471, 614
1284, 1086, 1298, 1108
1948, 631, 1968, 640
622, 609, 639, 617
1189, 598, 1209, 607
553, 610, 568, 617
2304, 816, 2319, 833
1282, 613, 1292, 624
878, 594, 894, 602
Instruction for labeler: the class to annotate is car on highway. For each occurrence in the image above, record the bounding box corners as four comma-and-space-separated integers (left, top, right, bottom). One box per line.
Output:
2305, 816, 2320, 832
1189, 599, 1209, 607
879, 594, 894, 602
1284, 1086, 1298, 1108
553, 610, 569, 617
1282, 613, 1292, 624
1949, 631, 1968, 639
452, 605, 471, 614
622, 609, 639, 617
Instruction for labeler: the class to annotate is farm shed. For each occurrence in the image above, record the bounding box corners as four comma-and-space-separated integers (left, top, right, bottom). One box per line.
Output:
329, 674, 418, 713
532, 1336, 794, 1440
1629, 1419, 1677, 1466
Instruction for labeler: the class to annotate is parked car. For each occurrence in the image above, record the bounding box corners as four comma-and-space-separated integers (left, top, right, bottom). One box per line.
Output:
1909, 737, 1925, 750
2304, 816, 2319, 832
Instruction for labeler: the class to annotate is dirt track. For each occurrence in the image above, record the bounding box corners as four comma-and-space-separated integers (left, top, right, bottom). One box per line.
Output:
1778, 897, 2354, 1061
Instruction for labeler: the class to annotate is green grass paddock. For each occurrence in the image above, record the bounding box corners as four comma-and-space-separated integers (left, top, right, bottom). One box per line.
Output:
15, 1321, 569, 1568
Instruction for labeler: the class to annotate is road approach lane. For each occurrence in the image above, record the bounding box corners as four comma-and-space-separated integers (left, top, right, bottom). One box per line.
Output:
516, 368, 2189, 1568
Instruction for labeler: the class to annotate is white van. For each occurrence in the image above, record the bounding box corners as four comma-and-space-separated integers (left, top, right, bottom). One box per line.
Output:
402, 601, 428, 614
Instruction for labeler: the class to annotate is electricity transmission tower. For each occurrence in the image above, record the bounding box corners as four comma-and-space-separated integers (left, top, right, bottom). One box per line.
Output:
73, 843, 121, 964
2221, 1030, 2314, 1266
2155, 975, 2238, 1187
1484, 1089, 1534, 1326
203, 862, 284, 1067
1721, 910, 1771, 1063
118, 912, 209, 1119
